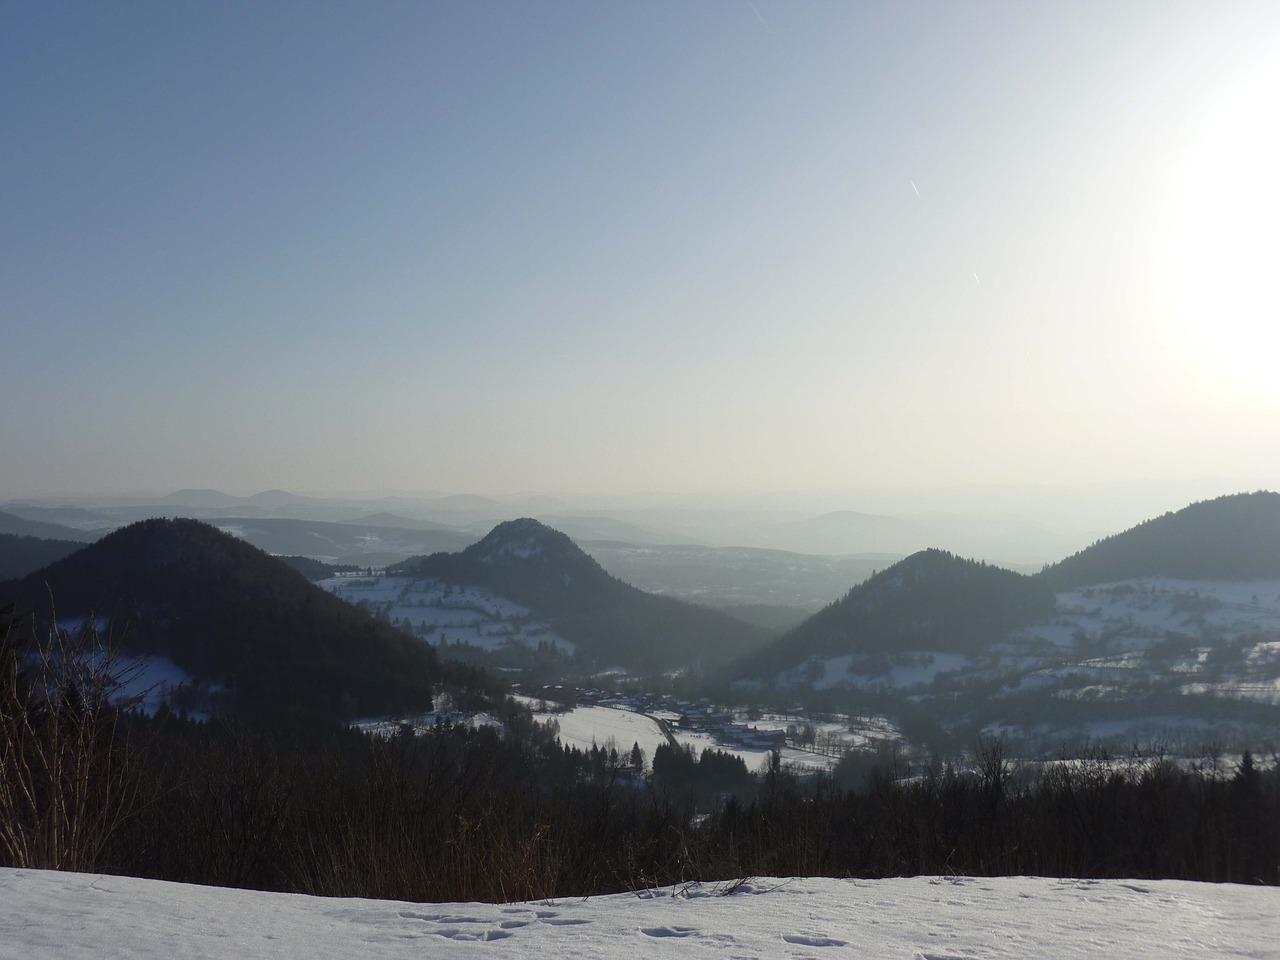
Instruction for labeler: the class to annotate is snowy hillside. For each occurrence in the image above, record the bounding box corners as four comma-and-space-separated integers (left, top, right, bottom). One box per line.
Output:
3, 868, 1277, 960
320, 575, 575, 654
390, 519, 772, 671
756, 577, 1280, 749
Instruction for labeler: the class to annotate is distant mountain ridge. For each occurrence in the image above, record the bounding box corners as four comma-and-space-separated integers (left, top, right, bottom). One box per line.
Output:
0, 510, 98, 542
391, 519, 770, 671
213, 517, 476, 565
1037, 491, 1280, 589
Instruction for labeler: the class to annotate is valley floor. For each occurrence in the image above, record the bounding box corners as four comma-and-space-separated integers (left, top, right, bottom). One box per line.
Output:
2, 868, 1277, 959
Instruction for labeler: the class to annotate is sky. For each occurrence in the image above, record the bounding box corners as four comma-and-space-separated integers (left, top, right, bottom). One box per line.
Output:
4, 1, 1279, 499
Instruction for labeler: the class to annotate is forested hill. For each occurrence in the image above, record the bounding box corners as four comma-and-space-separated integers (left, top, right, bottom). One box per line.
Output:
0, 519, 466, 728
391, 518, 771, 671
0, 533, 83, 581
1037, 491, 1280, 590
735, 549, 1055, 679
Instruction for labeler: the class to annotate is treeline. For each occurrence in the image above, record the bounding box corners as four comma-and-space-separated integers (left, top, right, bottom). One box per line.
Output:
1038, 490, 1280, 588
6, 633, 1279, 902
276, 555, 360, 580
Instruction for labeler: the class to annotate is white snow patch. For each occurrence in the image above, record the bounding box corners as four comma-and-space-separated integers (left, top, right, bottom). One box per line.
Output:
319, 575, 575, 654
533, 704, 671, 757
3, 869, 1278, 960
480, 538, 544, 562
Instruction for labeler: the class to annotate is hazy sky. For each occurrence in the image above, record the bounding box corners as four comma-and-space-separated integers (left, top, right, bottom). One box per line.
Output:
5, 1, 1278, 498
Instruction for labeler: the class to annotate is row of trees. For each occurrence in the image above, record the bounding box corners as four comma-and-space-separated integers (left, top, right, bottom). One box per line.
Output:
5, 603, 1278, 900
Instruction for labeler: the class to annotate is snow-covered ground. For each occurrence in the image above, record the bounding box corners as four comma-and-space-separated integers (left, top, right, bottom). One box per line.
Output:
520, 698, 903, 773
319, 576, 575, 654
30, 636, 213, 720
529, 703, 672, 757
663, 728, 805, 772
103, 654, 203, 716
3, 868, 1277, 959
769, 578, 1280, 704
745, 578, 1280, 752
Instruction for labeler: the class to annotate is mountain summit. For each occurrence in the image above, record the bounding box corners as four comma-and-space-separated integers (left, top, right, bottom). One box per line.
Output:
467, 518, 599, 572
735, 549, 1055, 680
0, 518, 445, 726
393, 519, 769, 671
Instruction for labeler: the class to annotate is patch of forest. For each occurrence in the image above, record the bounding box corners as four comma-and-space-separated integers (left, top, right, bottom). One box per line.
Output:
1039, 491, 1280, 589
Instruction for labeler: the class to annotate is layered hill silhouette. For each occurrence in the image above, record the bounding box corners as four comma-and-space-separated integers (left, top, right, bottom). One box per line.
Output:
209, 517, 475, 566
0, 509, 98, 542
0, 519, 459, 727
0, 533, 84, 581
1037, 491, 1280, 589
735, 549, 1056, 680
733, 492, 1280, 685
390, 518, 771, 671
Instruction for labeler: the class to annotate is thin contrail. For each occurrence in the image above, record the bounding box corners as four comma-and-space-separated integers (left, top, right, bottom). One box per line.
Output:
910, 180, 920, 198
973, 273, 981, 286
745, 0, 767, 27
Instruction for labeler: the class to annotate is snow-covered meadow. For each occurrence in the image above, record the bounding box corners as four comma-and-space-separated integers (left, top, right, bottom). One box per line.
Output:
319, 576, 575, 654
3, 868, 1276, 960
528, 702, 672, 758
521, 698, 904, 773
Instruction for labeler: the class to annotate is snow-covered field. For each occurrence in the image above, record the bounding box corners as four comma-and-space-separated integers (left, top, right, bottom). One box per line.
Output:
3, 868, 1277, 959
319, 576, 575, 654
521, 698, 903, 773
530, 703, 672, 757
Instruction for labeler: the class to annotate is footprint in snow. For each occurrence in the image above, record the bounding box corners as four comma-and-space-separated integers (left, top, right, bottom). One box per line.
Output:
426, 928, 514, 942
641, 926, 697, 938
395, 910, 514, 941
397, 911, 487, 925
783, 934, 848, 947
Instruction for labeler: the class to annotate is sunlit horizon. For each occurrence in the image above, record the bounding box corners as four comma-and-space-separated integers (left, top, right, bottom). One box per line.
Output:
5, 2, 1278, 499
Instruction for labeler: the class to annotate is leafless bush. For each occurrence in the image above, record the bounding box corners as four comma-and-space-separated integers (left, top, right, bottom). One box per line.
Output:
0, 606, 152, 871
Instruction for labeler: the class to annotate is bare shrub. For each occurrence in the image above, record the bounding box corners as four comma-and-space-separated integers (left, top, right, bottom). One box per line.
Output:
0, 606, 152, 871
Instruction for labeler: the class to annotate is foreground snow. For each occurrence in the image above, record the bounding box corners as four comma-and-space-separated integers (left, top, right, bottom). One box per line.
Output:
2, 869, 1277, 959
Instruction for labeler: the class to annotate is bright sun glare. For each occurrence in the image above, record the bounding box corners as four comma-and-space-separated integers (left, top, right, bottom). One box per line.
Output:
1170, 62, 1280, 394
